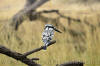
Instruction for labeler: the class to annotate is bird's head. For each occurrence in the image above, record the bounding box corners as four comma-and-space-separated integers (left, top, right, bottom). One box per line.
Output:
44, 24, 62, 33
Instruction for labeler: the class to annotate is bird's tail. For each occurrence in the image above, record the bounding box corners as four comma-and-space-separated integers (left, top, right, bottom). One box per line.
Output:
43, 46, 47, 50
43, 41, 50, 50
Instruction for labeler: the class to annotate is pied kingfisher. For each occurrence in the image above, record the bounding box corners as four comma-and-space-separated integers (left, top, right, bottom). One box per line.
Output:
42, 24, 62, 50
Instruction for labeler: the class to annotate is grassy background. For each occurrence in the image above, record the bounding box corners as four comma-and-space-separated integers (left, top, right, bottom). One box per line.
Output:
0, 0, 100, 66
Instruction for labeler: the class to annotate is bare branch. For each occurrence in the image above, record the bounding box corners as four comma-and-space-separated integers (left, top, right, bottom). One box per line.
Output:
0, 40, 56, 66
11, 0, 49, 30
23, 40, 56, 57
40, 10, 81, 24
0, 45, 40, 66
31, 58, 39, 61
57, 61, 84, 66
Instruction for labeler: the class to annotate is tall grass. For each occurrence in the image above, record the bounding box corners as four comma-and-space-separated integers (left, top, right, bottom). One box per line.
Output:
0, 0, 100, 66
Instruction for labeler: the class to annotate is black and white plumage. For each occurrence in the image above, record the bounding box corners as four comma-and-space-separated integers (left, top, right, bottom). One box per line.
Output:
42, 24, 61, 50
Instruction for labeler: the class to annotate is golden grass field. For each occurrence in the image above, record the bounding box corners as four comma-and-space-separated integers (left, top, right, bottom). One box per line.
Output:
0, 0, 100, 66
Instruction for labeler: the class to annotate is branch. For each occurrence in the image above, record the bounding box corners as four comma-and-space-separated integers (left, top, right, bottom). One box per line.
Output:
36, 10, 81, 31
0, 40, 56, 66
11, 0, 49, 30
39, 10, 81, 24
0, 45, 40, 66
23, 40, 56, 57
57, 61, 84, 66
31, 58, 39, 61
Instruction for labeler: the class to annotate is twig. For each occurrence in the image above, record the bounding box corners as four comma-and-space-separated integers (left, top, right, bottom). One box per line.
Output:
23, 40, 56, 57
31, 58, 39, 61
38, 10, 81, 23
57, 61, 84, 66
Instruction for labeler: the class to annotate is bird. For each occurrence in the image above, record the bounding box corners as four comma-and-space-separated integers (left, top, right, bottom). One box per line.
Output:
42, 24, 62, 50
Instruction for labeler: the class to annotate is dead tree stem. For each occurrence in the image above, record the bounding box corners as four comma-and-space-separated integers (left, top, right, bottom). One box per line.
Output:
0, 40, 56, 66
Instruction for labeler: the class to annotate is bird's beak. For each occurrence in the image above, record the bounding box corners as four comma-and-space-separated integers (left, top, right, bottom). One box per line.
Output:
54, 27, 62, 33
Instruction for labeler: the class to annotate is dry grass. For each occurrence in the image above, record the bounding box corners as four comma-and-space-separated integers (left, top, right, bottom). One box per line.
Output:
0, 0, 100, 66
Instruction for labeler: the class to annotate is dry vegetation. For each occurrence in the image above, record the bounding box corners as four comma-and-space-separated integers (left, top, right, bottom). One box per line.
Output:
0, 0, 100, 66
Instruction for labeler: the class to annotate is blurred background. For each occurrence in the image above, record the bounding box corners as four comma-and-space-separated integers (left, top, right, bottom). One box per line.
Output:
0, 0, 100, 66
